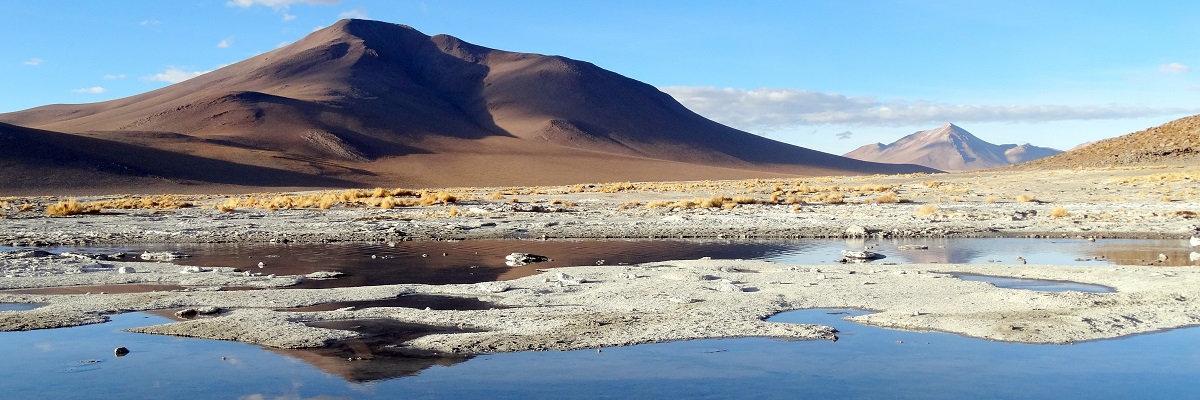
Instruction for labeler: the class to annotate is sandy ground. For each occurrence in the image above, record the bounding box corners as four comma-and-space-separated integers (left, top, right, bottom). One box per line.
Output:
0, 167, 1198, 353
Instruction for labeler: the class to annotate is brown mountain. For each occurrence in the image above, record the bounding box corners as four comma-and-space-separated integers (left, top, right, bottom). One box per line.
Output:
844, 123, 1061, 172
1015, 114, 1200, 169
0, 19, 931, 195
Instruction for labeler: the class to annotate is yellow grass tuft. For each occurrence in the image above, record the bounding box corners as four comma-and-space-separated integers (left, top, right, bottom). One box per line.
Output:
448, 206, 460, 217
46, 199, 91, 216
915, 204, 939, 216
1016, 195, 1037, 203
985, 197, 998, 203
874, 191, 899, 204
1050, 206, 1069, 218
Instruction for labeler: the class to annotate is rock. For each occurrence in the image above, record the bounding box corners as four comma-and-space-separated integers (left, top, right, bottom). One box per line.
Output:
196, 306, 221, 315
616, 272, 639, 279
1158, 253, 1169, 262
257, 262, 265, 268
505, 253, 551, 266
180, 266, 203, 274
845, 225, 868, 237
175, 309, 199, 318
117, 266, 135, 274
0, 250, 53, 259
715, 279, 744, 293
113, 347, 129, 356
140, 251, 188, 261
305, 271, 345, 280
841, 250, 884, 260
556, 272, 584, 285
475, 281, 511, 293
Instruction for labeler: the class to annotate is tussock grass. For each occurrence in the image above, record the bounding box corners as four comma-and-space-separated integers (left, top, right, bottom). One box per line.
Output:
915, 204, 939, 216
1016, 195, 1037, 203
46, 199, 93, 216
874, 191, 899, 204
1050, 206, 1069, 218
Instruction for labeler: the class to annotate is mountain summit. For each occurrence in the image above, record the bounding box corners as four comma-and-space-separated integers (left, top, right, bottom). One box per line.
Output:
843, 123, 1061, 171
0, 19, 930, 193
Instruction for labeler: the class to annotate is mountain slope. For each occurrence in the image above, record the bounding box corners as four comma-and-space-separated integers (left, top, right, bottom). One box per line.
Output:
0, 19, 932, 194
844, 123, 1061, 171
1016, 114, 1200, 169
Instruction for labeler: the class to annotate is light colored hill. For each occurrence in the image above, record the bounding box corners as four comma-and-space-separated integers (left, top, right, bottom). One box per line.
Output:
844, 123, 1060, 171
1016, 114, 1200, 169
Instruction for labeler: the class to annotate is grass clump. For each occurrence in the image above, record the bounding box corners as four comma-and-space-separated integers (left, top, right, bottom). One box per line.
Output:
915, 204, 939, 216
1016, 195, 1037, 203
46, 199, 92, 216
1050, 206, 1069, 218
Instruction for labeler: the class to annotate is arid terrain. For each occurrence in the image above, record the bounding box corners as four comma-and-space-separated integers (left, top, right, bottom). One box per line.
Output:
1, 165, 1197, 354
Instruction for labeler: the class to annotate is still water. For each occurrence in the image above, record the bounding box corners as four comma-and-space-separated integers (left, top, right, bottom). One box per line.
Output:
1, 238, 1198, 399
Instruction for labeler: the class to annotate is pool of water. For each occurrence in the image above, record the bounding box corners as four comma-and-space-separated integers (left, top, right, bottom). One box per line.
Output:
1, 309, 1197, 399
8, 237, 1196, 292
952, 273, 1116, 293
2, 238, 1199, 398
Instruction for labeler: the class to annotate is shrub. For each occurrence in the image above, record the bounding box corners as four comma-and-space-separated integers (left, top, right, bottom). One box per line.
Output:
985, 197, 998, 203
915, 204, 939, 216
488, 192, 506, 200
1016, 195, 1037, 203
46, 199, 89, 216
448, 206, 460, 217
1050, 206, 1069, 218
875, 191, 899, 204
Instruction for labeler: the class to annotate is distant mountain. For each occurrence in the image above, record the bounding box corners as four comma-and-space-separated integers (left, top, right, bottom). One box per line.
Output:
843, 123, 1062, 171
0, 19, 931, 194
1016, 114, 1200, 169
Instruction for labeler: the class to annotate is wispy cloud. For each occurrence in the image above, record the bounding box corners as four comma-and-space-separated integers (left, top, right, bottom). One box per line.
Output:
217, 37, 234, 49
226, 0, 340, 9
140, 19, 161, 26
23, 58, 44, 66
338, 6, 368, 19
660, 86, 1200, 129
282, 12, 297, 22
835, 131, 853, 140
143, 66, 211, 84
1160, 62, 1190, 74
103, 74, 126, 80
71, 86, 107, 94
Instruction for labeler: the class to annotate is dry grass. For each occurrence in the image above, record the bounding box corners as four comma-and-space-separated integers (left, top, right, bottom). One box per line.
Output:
1016, 195, 1037, 203
985, 197, 998, 203
1050, 206, 1069, 218
46, 199, 93, 216
915, 204, 939, 216
874, 191, 899, 204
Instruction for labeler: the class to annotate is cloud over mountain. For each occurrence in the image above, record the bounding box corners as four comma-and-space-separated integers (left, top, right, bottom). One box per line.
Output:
660, 86, 1199, 130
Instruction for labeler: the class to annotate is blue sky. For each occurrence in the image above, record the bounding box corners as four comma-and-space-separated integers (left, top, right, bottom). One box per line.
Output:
5, 0, 1197, 154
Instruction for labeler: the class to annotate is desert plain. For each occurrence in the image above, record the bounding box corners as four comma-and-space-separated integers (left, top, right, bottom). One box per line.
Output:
1, 165, 1198, 354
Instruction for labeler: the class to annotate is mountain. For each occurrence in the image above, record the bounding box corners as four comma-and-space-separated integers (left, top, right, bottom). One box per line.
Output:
1015, 114, 1200, 169
0, 19, 931, 195
843, 123, 1061, 171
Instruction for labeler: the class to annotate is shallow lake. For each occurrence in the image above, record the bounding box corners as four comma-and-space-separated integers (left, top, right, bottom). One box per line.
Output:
2, 238, 1199, 398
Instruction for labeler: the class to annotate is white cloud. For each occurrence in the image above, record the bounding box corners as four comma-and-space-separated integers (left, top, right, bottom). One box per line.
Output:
217, 37, 234, 48
71, 86, 107, 94
103, 74, 126, 80
1160, 62, 1190, 74
226, 0, 340, 9
140, 19, 161, 26
23, 58, 44, 66
338, 6, 368, 19
282, 12, 297, 21
143, 66, 211, 84
660, 86, 1200, 129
